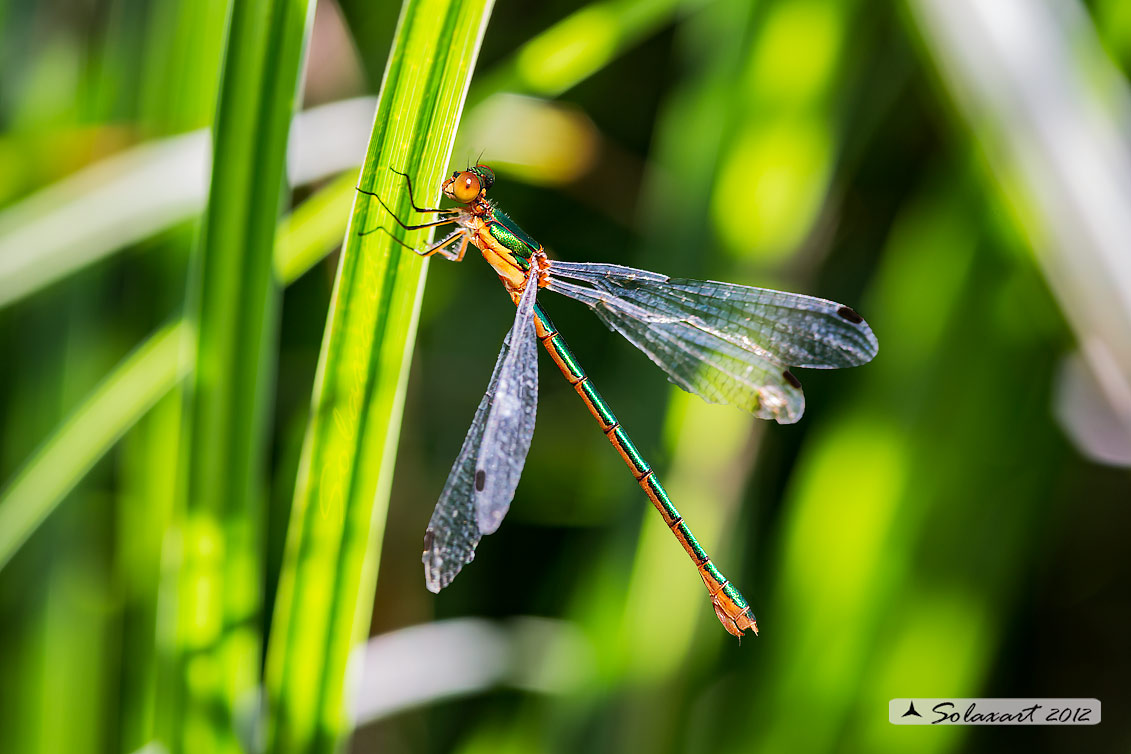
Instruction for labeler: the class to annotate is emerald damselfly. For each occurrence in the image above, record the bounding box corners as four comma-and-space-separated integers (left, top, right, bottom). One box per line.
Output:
358, 165, 877, 638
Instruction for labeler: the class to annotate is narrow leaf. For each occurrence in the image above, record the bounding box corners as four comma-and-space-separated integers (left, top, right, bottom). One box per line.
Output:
264, 1, 495, 752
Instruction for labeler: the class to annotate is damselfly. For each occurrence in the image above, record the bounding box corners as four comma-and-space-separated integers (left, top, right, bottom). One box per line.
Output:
358, 165, 877, 637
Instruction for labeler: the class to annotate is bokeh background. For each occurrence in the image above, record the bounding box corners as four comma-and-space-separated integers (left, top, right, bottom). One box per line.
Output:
1, 0, 1130, 753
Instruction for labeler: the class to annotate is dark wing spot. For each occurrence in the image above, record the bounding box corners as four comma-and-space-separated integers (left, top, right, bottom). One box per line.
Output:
837, 305, 863, 324
782, 369, 802, 389
475, 469, 486, 492
422, 529, 434, 552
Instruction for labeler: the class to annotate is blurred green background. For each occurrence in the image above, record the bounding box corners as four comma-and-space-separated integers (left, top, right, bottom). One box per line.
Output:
1, 0, 1129, 753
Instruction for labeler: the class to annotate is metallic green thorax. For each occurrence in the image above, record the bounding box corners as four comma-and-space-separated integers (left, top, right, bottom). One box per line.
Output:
487, 207, 542, 270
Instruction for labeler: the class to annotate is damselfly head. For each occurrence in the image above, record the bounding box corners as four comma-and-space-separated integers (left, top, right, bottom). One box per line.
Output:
443, 164, 495, 204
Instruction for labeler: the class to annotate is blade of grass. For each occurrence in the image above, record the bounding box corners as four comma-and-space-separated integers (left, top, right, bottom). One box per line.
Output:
0, 97, 374, 311
138, 0, 229, 132
274, 170, 356, 283
169, 0, 316, 749
908, 0, 1131, 422
0, 173, 355, 575
124, 2, 230, 747
117, 389, 184, 753
263, 1, 494, 752
0, 321, 190, 571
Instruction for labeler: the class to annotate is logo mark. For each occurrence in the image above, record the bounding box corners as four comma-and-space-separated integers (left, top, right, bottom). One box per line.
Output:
889, 698, 1101, 726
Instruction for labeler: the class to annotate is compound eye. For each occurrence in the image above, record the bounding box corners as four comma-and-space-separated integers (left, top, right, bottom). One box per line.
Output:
452, 171, 481, 203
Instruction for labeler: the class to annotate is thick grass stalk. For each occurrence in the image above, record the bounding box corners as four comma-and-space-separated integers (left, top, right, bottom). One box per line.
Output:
170, 0, 315, 750
264, 1, 494, 752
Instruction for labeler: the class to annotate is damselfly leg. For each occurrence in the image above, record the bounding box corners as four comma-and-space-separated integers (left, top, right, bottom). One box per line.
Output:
355, 168, 467, 259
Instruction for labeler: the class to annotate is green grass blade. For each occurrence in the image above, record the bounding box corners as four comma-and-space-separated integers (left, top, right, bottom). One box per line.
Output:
0, 179, 353, 576
171, 0, 315, 749
274, 171, 357, 283
0, 97, 371, 311
264, 1, 495, 751
0, 321, 190, 572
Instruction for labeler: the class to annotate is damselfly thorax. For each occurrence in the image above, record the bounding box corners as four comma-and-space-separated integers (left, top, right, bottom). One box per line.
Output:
452, 208, 550, 299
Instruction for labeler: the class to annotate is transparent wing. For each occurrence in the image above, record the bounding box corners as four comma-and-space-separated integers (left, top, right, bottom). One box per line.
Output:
474, 279, 539, 534
421, 373, 491, 593
547, 261, 878, 424
422, 279, 539, 592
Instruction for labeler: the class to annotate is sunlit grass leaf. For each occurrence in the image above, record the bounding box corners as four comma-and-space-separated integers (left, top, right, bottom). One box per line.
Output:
0, 98, 372, 311
274, 171, 357, 282
263, 1, 495, 752
0, 172, 355, 576
169, 0, 317, 749
0, 322, 190, 571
